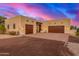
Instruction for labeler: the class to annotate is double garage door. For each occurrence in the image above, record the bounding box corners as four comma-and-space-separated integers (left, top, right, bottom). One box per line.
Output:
48, 26, 64, 33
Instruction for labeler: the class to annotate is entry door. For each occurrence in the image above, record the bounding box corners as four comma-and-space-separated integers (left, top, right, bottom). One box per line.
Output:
25, 24, 33, 34
48, 26, 64, 33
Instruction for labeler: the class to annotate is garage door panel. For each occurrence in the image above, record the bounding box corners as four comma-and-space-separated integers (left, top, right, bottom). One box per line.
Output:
48, 26, 64, 33
25, 24, 33, 34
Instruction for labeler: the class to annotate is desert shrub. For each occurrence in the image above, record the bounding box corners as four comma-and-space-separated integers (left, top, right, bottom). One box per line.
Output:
0, 25, 6, 34
76, 28, 79, 36
70, 26, 77, 30
77, 28, 79, 32
76, 32, 79, 36
9, 31, 16, 35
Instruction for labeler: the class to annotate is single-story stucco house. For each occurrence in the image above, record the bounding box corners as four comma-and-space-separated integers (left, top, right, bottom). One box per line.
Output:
5, 15, 76, 35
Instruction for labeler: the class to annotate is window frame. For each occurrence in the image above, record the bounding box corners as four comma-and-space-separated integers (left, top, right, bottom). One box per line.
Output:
13, 24, 16, 29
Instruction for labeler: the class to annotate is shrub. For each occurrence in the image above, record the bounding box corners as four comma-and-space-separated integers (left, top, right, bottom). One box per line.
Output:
76, 28, 79, 36
70, 26, 77, 30
0, 25, 6, 34
77, 28, 79, 32
76, 32, 79, 36
9, 31, 16, 35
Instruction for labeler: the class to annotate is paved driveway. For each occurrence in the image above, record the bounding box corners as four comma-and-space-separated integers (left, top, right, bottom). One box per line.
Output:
67, 36, 79, 56
0, 33, 71, 56
0, 34, 21, 39
26, 33, 69, 42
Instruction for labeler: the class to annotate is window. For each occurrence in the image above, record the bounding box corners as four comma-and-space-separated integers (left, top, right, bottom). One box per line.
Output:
13, 24, 15, 29
7, 24, 9, 29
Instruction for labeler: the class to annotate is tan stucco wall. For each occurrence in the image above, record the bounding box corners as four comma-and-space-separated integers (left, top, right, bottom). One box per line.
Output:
5, 16, 37, 35
19, 16, 37, 35
41, 19, 71, 33
5, 16, 22, 34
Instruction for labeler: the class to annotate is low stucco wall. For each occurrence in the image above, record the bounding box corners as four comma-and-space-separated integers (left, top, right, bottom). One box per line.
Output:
66, 30, 76, 36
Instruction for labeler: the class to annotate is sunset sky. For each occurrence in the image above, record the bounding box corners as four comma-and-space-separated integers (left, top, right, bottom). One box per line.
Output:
0, 3, 79, 27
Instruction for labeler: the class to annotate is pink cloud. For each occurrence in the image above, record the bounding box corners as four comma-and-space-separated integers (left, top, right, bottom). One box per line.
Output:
71, 20, 79, 27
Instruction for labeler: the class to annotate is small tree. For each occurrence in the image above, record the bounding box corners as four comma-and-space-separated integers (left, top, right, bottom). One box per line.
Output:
70, 26, 77, 30
0, 16, 6, 25
76, 28, 79, 36
0, 16, 6, 34
0, 25, 6, 34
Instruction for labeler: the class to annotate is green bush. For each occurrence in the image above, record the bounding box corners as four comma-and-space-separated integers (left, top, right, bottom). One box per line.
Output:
0, 25, 6, 34
9, 31, 16, 35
